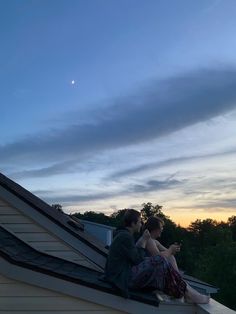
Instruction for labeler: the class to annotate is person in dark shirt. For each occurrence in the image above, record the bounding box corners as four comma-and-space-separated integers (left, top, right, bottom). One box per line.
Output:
105, 209, 150, 297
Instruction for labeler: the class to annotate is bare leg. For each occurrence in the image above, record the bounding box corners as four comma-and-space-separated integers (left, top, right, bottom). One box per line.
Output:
184, 284, 210, 304
167, 255, 179, 273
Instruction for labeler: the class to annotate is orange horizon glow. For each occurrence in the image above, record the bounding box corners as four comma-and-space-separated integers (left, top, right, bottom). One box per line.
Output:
167, 211, 234, 228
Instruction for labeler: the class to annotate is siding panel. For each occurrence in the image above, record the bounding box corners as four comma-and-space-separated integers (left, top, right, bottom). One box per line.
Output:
0, 274, 15, 284
0, 214, 33, 224
0, 275, 124, 312
0, 283, 59, 297
0, 199, 8, 206
0, 276, 123, 313
0, 206, 19, 215
8, 224, 47, 233
0, 296, 113, 310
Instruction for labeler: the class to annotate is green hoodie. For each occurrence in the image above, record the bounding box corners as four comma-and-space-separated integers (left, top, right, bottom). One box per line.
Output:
105, 228, 146, 298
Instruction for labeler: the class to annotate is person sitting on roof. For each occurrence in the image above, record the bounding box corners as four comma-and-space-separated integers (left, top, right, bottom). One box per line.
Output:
143, 216, 181, 272
142, 215, 210, 304
104, 209, 209, 304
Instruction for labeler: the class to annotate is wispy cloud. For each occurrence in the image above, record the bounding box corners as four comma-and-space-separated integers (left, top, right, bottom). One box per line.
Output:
131, 178, 182, 193
9, 160, 76, 179
174, 200, 236, 213
1, 66, 236, 170
108, 147, 236, 180
36, 177, 183, 205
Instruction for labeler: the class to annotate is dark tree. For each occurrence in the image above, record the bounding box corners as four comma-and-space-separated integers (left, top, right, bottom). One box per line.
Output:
141, 202, 164, 221
110, 209, 127, 227
194, 242, 236, 311
228, 216, 236, 241
52, 204, 63, 213
73, 211, 111, 225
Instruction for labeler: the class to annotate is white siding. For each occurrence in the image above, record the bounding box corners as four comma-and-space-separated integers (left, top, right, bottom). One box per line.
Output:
0, 198, 100, 270
0, 274, 124, 313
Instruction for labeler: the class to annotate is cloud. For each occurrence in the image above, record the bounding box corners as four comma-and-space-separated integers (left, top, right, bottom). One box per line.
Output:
36, 177, 183, 205
9, 160, 76, 179
43, 191, 116, 204
2, 66, 236, 168
131, 178, 182, 193
9, 144, 236, 180
108, 147, 236, 180
174, 200, 236, 213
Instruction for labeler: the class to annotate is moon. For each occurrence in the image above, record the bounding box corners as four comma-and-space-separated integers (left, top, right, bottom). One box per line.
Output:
71, 80, 75, 85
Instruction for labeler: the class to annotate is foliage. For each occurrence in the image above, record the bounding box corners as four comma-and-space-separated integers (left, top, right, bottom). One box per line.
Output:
194, 243, 236, 310
141, 202, 164, 221
51, 204, 63, 212
228, 215, 236, 241
73, 211, 112, 226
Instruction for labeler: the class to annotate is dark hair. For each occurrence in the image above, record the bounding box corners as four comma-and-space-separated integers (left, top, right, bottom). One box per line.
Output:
143, 216, 164, 232
123, 209, 141, 227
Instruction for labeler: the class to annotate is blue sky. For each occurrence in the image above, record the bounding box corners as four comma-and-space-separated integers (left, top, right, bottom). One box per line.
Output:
1, 0, 236, 226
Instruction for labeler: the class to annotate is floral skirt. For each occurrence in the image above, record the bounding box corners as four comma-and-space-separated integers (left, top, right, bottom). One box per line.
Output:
129, 255, 187, 298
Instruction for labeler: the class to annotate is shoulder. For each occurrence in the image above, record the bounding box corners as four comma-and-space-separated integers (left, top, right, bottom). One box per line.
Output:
146, 238, 155, 246
147, 238, 156, 244
147, 238, 158, 249
114, 230, 133, 242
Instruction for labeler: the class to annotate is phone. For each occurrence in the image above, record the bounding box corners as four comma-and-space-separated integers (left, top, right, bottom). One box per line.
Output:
174, 240, 183, 246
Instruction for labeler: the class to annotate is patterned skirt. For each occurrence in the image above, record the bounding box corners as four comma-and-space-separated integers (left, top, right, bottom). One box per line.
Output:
129, 255, 187, 298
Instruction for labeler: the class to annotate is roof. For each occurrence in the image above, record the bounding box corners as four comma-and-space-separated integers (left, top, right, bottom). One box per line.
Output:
183, 274, 218, 291
75, 217, 116, 230
0, 172, 107, 257
0, 224, 160, 307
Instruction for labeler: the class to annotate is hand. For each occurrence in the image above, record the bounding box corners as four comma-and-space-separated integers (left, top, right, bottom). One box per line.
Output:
169, 244, 181, 255
142, 229, 151, 241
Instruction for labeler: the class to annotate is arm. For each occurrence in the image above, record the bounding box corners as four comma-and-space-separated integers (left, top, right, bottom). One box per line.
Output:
146, 238, 161, 256
155, 240, 167, 252
136, 229, 151, 249
146, 239, 179, 258
161, 244, 180, 258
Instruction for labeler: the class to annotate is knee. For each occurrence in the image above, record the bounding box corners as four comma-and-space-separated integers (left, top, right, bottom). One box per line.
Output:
168, 255, 176, 262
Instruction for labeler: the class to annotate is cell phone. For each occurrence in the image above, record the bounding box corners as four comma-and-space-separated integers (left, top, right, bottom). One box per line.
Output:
174, 240, 183, 246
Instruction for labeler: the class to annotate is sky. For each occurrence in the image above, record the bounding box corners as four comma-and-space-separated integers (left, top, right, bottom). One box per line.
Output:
1, 0, 236, 227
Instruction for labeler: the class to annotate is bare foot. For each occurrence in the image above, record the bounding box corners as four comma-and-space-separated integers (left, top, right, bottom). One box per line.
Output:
185, 294, 210, 304
185, 285, 210, 304
153, 290, 164, 302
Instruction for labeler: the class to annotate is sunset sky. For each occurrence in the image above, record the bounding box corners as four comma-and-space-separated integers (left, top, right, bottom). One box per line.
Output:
1, 0, 236, 227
